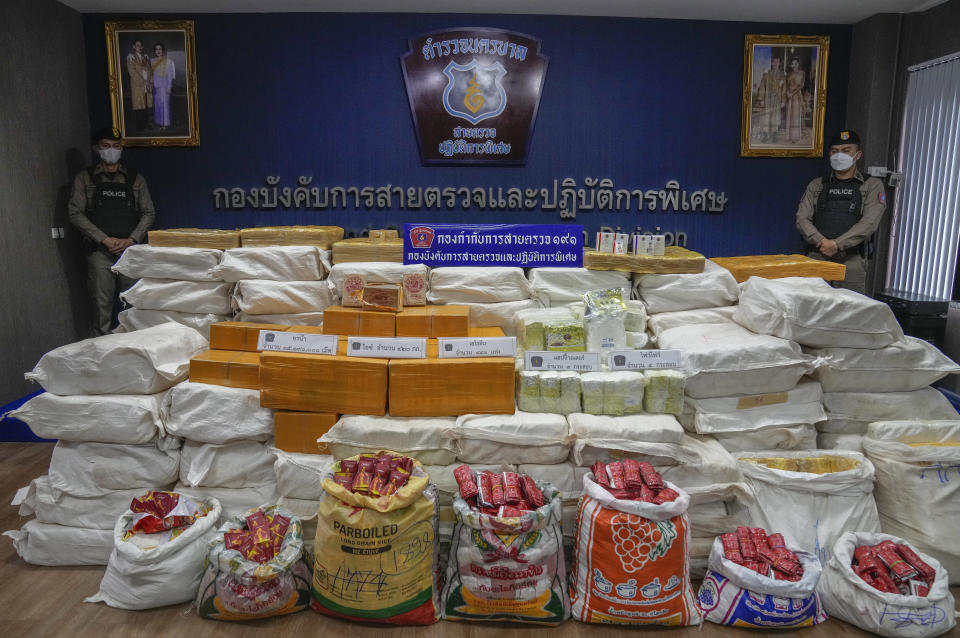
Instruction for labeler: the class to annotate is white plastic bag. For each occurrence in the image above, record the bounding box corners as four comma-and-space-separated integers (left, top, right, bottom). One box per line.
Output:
5, 391, 166, 443
712, 424, 818, 452
528, 268, 630, 305
25, 323, 206, 395
111, 245, 224, 281
452, 412, 571, 464
210, 246, 327, 282
735, 276, 903, 348
18, 476, 149, 529
85, 494, 222, 610
633, 260, 739, 314
429, 267, 532, 303
679, 380, 826, 434
806, 337, 960, 392
49, 440, 180, 498
174, 482, 278, 522
232, 279, 335, 315
319, 415, 458, 465
164, 382, 274, 444
273, 450, 335, 500
234, 311, 325, 326
646, 306, 737, 340
116, 308, 227, 339
120, 278, 235, 314
179, 440, 276, 488
4, 520, 113, 566
568, 412, 689, 466
818, 531, 957, 638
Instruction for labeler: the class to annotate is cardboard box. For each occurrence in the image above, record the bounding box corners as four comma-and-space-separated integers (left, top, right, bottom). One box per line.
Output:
469, 326, 506, 338
189, 349, 260, 389
321, 306, 396, 336
274, 411, 339, 454
389, 356, 515, 417
209, 321, 290, 352
260, 352, 388, 415
395, 305, 470, 337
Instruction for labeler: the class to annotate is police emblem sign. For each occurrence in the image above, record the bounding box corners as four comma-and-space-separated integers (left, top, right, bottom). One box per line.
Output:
401, 28, 549, 165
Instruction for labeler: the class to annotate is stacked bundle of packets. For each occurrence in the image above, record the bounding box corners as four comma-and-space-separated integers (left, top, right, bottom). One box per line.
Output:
720, 527, 804, 581
852, 540, 936, 597
452, 465, 546, 515
332, 453, 414, 496
123, 491, 213, 547
590, 459, 679, 503
223, 509, 293, 564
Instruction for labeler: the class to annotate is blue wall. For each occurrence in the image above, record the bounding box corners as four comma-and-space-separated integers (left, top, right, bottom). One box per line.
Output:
83, 13, 851, 257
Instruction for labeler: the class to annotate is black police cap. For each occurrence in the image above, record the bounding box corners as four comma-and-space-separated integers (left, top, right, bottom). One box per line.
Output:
829, 130, 861, 148
91, 126, 121, 143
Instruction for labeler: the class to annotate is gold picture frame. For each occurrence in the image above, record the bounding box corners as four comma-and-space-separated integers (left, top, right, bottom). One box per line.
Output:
105, 20, 199, 146
741, 34, 829, 157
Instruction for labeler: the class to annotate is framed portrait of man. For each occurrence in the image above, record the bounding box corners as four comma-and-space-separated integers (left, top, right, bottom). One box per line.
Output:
105, 20, 199, 146
740, 35, 829, 157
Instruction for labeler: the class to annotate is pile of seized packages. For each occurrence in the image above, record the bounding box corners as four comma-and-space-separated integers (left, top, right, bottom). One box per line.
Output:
4, 226, 960, 635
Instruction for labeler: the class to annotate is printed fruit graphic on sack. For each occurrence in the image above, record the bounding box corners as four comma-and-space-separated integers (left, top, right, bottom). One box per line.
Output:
610, 513, 676, 573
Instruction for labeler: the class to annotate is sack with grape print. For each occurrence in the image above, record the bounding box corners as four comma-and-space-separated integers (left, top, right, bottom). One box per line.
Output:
569, 472, 701, 626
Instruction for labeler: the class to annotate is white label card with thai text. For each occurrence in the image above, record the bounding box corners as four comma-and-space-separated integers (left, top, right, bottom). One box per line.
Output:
347, 337, 427, 358
524, 351, 602, 372
257, 331, 338, 355
606, 350, 683, 370
437, 337, 517, 358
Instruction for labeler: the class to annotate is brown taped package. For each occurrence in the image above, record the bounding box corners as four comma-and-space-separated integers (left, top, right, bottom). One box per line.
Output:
259, 352, 388, 415
388, 355, 515, 417
147, 228, 240, 249
210, 321, 290, 351
584, 245, 705, 274
368, 229, 399, 240
239, 225, 344, 249
332, 237, 403, 264
395, 306, 470, 337
362, 283, 403, 312
321, 307, 396, 337
710, 254, 847, 283
274, 411, 339, 454
189, 350, 260, 389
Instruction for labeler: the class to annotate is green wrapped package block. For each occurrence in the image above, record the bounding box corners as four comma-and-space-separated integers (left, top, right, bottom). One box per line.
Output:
516, 370, 541, 412
515, 308, 576, 352
558, 371, 582, 415
644, 370, 686, 415
540, 371, 562, 413
581, 372, 605, 415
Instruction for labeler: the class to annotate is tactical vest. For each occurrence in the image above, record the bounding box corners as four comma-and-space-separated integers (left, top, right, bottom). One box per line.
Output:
812, 174, 863, 242
86, 167, 140, 239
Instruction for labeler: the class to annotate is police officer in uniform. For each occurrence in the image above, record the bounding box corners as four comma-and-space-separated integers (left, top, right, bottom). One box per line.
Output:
68, 127, 155, 335
795, 129, 886, 295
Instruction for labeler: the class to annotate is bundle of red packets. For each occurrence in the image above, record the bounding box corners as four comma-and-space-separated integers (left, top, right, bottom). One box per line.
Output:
591, 460, 678, 503
721, 527, 804, 581
852, 541, 935, 597
333, 453, 414, 497
223, 509, 292, 564
454, 465, 545, 517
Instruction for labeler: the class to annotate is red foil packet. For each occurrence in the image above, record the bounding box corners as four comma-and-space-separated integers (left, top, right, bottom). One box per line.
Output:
339, 459, 359, 474
453, 465, 479, 500
224, 530, 252, 553
721, 533, 740, 552
621, 459, 643, 489
876, 542, 919, 581
896, 544, 936, 584
591, 461, 610, 487
606, 461, 626, 490
739, 537, 759, 562
638, 484, 656, 503
333, 472, 354, 490
497, 505, 525, 518
477, 472, 494, 507
638, 462, 664, 489
520, 475, 544, 508
768, 533, 787, 551
909, 579, 930, 597
269, 514, 291, 540
246, 511, 272, 545
502, 472, 522, 504
487, 472, 506, 506
652, 488, 678, 504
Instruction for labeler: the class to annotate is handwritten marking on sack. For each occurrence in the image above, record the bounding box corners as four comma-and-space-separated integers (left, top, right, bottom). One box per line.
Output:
382, 521, 434, 576
919, 462, 960, 483
879, 603, 946, 629
331, 565, 390, 599
735, 392, 788, 410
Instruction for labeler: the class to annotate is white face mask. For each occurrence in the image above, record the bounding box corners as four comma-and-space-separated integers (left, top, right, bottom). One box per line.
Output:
830, 152, 856, 172
98, 147, 122, 164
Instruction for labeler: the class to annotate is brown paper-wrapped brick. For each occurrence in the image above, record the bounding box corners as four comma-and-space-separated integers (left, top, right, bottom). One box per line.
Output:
274, 411, 339, 454
260, 352, 388, 415
331, 237, 403, 264
189, 350, 260, 389
395, 306, 470, 337
321, 306, 395, 337
239, 225, 344, 249
147, 228, 240, 249
389, 356, 515, 417
710, 254, 846, 283
368, 229, 399, 240
584, 245, 705, 274
209, 321, 290, 352
361, 283, 403, 312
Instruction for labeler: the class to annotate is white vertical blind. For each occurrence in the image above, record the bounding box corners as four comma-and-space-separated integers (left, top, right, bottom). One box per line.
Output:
886, 52, 960, 298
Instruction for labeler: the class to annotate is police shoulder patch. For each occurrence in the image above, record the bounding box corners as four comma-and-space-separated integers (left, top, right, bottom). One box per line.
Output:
878, 191, 886, 203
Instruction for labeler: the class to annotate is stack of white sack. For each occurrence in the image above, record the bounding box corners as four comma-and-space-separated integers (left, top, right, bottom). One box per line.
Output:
679, 380, 825, 452
6, 324, 205, 565
527, 267, 631, 307
450, 412, 572, 465
633, 260, 739, 314
646, 306, 737, 342
736, 450, 881, 565
227, 246, 334, 325
272, 449, 335, 544
862, 420, 960, 583
424, 462, 516, 549
319, 415, 458, 464
164, 381, 278, 520
428, 267, 541, 335
820, 387, 958, 451
111, 245, 229, 338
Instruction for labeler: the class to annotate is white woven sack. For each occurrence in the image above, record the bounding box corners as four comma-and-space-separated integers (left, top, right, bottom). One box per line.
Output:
428, 267, 532, 303
423, 463, 517, 505
276, 496, 320, 542
656, 435, 745, 495
657, 322, 811, 399
209, 246, 327, 282
174, 482, 278, 522
4, 520, 113, 566
823, 387, 958, 423
736, 450, 880, 564
517, 462, 587, 502
4, 391, 166, 443
819, 532, 957, 638
735, 276, 903, 348
164, 382, 273, 444
179, 440, 275, 488
633, 260, 739, 314
85, 495, 222, 610
320, 415, 458, 465
646, 306, 737, 340
116, 308, 227, 339
232, 279, 335, 315
679, 380, 826, 434
568, 412, 689, 466
816, 432, 865, 452
25, 323, 206, 395
49, 440, 180, 498
807, 337, 960, 392
863, 420, 960, 583
712, 424, 818, 452
456, 299, 542, 335
327, 262, 429, 300
528, 267, 631, 305
452, 412, 571, 464
111, 245, 223, 281
120, 279, 234, 314
234, 311, 325, 326
17, 476, 148, 530
273, 450, 335, 500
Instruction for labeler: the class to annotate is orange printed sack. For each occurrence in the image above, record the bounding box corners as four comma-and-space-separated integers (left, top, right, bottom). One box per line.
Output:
570, 473, 701, 626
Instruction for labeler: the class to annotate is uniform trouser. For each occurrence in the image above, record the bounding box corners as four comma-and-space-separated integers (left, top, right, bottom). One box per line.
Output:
87, 249, 136, 335
807, 251, 867, 295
